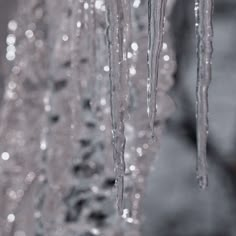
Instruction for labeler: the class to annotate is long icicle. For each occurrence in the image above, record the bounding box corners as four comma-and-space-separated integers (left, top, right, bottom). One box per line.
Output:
69, 0, 83, 147
147, 0, 167, 138
195, 0, 214, 189
105, 0, 130, 215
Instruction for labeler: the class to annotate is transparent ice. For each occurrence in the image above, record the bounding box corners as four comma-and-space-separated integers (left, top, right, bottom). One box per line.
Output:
195, 0, 214, 189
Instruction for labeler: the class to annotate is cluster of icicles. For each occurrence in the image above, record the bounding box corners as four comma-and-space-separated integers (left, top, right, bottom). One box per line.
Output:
107, 0, 214, 213
2, 0, 214, 222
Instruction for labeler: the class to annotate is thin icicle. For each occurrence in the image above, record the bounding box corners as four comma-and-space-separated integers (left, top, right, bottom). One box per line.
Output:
105, 0, 130, 215
35, 93, 51, 236
69, 0, 83, 146
195, 0, 214, 189
147, 0, 167, 138
87, 0, 97, 110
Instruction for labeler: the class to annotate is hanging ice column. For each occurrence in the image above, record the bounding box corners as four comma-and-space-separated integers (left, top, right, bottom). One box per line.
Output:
195, 0, 214, 189
147, 0, 167, 137
105, 0, 130, 215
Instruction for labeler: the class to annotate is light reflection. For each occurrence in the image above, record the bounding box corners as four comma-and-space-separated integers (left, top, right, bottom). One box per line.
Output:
131, 42, 138, 51
122, 208, 129, 218
99, 125, 106, 131
77, 21, 82, 28
6, 33, 16, 61
6, 34, 16, 45
8, 20, 18, 31
103, 65, 109, 72
163, 55, 170, 61
127, 51, 133, 59
7, 190, 17, 200
129, 165, 136, 171
162, 42, 168, 50
40, 140, 47, 150
1, 152, 10, 161
91, 228, 100, 235
100, 98, 106, 106
25, 29, 34, 39
7, 213, 15, 223
126, 217, 134, 224
136, 147, 143, 157
133, 0, 141, 8
84, 2, 89, 9
6, 51, 15, 61
62, 34, 69, 42
129, 66, 136, 76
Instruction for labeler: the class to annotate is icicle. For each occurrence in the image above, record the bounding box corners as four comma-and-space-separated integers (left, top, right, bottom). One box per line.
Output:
195, 0, 214, 189
34, 1, 55, 234
105, 0, 130, 215
69, 0, 83, 146
89, 0, 97, 104
34, 4, 52, 233
147, 0, 167, 138
35, 93, 51, 236
82, 0, 97, 110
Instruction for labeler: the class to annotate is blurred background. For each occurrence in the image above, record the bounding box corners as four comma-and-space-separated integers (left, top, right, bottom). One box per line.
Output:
1, 0, 236, 236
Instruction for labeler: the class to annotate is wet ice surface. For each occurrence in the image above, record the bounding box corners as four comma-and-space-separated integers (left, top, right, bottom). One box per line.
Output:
147, 0, 167, 137
106, 0, 129, 214
195, 0, 214, 189
181, 1, 236, 157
